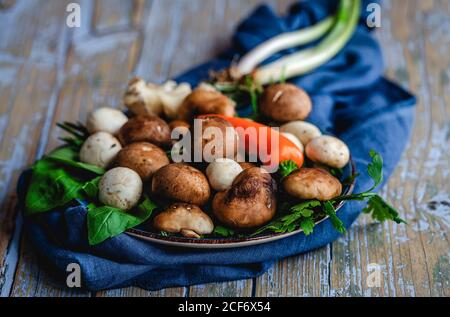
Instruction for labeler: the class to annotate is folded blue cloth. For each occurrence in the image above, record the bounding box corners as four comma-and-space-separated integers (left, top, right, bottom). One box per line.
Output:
17, 0, 415, 291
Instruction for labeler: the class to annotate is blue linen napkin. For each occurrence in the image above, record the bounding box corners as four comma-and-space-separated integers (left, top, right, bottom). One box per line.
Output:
17, 0, 415, 291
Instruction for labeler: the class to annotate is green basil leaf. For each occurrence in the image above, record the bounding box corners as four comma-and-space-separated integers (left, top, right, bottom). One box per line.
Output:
25, 159, 87, 214
87, 196, 157, 245
47, 146, 105, 175
81, 176, 101, 200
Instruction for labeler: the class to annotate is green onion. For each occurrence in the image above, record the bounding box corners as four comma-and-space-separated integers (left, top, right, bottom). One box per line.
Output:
233, 15, 335, 77
246, 0, 361, 84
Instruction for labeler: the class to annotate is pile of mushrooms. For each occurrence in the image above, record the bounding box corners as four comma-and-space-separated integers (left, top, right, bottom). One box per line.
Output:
259, 83, 350, 202
77, 77, 350, 238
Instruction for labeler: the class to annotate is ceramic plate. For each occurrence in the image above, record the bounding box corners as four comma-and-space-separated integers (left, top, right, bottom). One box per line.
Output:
126, 159, 357, 249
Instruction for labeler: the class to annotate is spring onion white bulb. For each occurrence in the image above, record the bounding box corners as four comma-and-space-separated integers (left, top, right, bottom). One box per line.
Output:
253, 0, 361, 84
234, 16, 335, 77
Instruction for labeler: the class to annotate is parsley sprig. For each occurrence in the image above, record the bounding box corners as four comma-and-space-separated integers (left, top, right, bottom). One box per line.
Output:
252, 150, 406, 237
279, 160, 299, 178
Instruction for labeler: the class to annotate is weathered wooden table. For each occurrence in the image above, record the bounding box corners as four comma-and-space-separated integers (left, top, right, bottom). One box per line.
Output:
0, 0, 448, 297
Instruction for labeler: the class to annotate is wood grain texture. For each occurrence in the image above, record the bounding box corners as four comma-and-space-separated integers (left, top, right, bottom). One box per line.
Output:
0, 0, 448, 297
0, 0, 72, 297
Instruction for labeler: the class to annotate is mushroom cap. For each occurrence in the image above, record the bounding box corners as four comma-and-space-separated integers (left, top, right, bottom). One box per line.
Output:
151, 163, 211, 205
260, 83, 312, 122
79, 131, 122, 168
206, 158, 243, 191
280, 120, 321, 146
283, 167, 342, 201
114, 142, 169, 181
169, 120, 190, 133
178, 88, 236, 121
305, 135, 350, 169
281, 132, 304, 153
153, 203, 214, 238
169, 120, 191, 137
117, 114, 171, 148
193, 116, 239, 162
239, 162, 256, 170
86, 107, 128, 135
98, 167, 143, 210
212, 167, 277, 228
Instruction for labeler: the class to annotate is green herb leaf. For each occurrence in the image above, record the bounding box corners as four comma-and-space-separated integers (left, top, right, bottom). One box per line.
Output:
323, 201, 346, 234
300, 217, 315, 235
57, 121, 89, 148
136, 195, 157, 217
290, 200, 320, 216
244, 76, 259, 115
81, 176, 101, 200
367, 149, 383, 191
213, 226, 235, 237
363, 194, 406, 224
279, 160, 298, 178
87, 196, 157, 245
342, 172, 360, 185
251, 200, 320, 236
47, 146, 105, 175
329, 167, 343, 177
333, 150, 406, 227
25, 159, 88, 214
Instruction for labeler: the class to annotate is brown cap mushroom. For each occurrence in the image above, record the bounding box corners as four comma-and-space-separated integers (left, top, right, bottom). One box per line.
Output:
283, 168, 342, 201
192, 116, 239, 161
178, 87, 236, 122
212, 167, 277, 228
169, 120, 190, 134
117, 115, 171, 148
153, 203, 214, 238
259, 83, 312, 122
114, 142, 169, 181
151, 163, 211, 205
239, 162, 256, 170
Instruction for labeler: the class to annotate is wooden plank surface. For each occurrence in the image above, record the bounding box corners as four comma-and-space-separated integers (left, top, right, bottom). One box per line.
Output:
0, 0, 448, 297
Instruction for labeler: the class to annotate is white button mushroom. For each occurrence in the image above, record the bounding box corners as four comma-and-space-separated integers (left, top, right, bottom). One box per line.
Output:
305, 135, 350, 169
206, 158, 243, 192
280, 120, 322, 146
98, 167, 143, 210
86, 107, 128, 135
281, 132, 304, 153
79, 131, 122, 168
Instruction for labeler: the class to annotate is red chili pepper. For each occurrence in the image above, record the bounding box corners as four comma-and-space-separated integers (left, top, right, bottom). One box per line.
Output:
198, 115, 304, 169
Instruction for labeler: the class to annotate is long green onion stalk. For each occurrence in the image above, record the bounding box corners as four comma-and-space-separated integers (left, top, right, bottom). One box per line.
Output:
233, 0, 361, 85
234, 16, 335, 77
